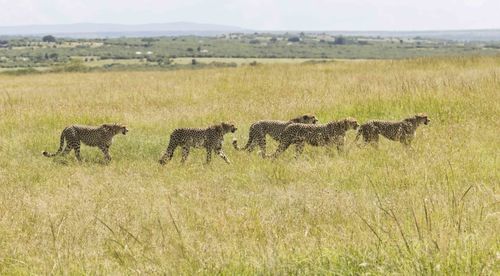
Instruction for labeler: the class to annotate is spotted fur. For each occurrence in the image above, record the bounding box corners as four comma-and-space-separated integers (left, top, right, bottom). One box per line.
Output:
42, 124, 128, 162
159, 122, 237, 165
355, 113, 430, 147
232, 114, 318, 158
270, 118, 359, 158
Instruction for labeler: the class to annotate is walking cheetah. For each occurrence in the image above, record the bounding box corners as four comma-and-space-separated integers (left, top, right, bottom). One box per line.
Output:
159, 122, 237, 165
42, 124, 128, 162
270, 118, 359, 159
232, 114, 318, 158
355, 113, 430, 147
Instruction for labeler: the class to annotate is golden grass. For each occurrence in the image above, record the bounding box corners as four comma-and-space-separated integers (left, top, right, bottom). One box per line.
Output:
0, 56, 499, 274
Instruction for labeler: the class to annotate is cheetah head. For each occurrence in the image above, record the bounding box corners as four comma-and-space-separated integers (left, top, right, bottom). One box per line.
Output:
415, 113, 430, 125
292, 114, 319, 124
103, 124, 129, 135
344, 117, 359, 130
221, 122, 237, 133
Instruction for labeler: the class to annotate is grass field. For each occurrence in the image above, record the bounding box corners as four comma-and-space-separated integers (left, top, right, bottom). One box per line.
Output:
0, 56, 499, 274
171, 57, 334, 65
79, 58, 144, 67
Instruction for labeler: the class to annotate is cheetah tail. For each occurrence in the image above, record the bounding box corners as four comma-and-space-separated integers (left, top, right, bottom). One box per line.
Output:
232, 138, 244, 151
42, 131, 65, 157
232, 138, 241, 150
233, 135, 253, 151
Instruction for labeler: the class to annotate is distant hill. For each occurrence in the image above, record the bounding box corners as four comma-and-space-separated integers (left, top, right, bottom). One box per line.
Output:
0, 22, 499, 41
0, 22, 250, 37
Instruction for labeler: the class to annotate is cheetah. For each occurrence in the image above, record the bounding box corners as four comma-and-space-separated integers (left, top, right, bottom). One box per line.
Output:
232, 114, 318, 158
270, 118, 359, 159
159, 122, 237, 165
42, 123, 128, 162
355, 113, 430, 147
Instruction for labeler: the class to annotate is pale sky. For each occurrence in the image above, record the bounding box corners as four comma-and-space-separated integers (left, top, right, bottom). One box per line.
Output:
0, 0, 498, 30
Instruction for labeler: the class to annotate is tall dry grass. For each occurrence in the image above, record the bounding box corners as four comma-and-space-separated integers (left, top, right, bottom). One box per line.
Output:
0, 56, 499, 274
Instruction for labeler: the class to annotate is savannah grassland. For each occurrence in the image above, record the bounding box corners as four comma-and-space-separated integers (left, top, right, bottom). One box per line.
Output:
0, 56, 499, 274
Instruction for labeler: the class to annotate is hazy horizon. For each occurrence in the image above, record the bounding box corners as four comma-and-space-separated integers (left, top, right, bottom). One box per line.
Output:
1, 21, 499, 32
0, 0, 499, 31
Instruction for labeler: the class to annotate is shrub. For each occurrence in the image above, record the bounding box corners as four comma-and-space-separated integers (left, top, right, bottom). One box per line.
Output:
333, 36, 347, 45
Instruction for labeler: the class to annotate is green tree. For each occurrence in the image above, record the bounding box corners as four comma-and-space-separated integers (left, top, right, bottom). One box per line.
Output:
42, 35, 56, 43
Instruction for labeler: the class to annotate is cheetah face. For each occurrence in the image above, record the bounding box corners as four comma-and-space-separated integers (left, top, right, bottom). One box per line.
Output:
103, 124, 128, 135
221, 122, 237, 133
345, 118, 359, 130
416, 114, 430, 125
302, 114, 318, 124
303, 114, 319, 124
290, 114, 318, 124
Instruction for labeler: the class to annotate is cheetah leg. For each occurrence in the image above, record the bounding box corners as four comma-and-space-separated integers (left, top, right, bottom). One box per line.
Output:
62, 144, 72, 155
400, 138, 408, 146
354, 131, 362, 147
247, 130, 264, 154
205, 147, 213, 164
362, 133, 370, 145
73, 142, 82, 162
246, 138, 257, 153
401, 134, 414, 146
271, 141, 291, 159
159, 143, 176, 165
336, 137, 345, 153
215, 147, 230, 164
367, 135, 379, 149
401, 136, 414, 151
181, 146, 190, 163
99, 145, 111, 162
295, 142, 305, 158
360, 135, 369, 147
258, 138, 267, 158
